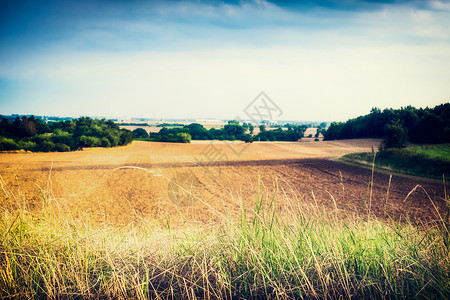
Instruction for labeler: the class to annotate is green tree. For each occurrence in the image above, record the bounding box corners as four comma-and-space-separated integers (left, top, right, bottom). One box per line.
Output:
177, 133, 191, 143
132, 128, 149, 138
249, 124, 254, 134
382, 123, 408, 149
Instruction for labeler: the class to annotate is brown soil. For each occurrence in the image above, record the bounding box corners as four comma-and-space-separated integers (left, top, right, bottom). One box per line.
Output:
0, 140, 445, 227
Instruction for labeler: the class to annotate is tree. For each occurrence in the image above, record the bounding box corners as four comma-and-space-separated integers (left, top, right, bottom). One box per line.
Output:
381, 123, 408, 149
23, 116, 37, 136
259, 124, 266, 132
177, 133, 191, 143
184, 123, 208, 140
132, 128, 149, 138
249, 124, 254, 134
0, 137, 18, 151
223, 123, 244, 140
0, 118, 12, 137
119, 129, 133, 145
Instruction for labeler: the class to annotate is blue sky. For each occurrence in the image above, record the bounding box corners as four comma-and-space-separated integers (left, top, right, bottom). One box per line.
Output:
1, 0, 449, 121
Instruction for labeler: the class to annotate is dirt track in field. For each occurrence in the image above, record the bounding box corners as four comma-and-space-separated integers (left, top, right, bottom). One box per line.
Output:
0, 140, 446, 227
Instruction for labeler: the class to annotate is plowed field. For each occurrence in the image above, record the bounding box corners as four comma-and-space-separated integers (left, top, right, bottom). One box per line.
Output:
0, 140, 446, 227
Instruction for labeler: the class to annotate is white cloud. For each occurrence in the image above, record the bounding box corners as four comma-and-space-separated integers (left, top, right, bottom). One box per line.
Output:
430, 1, 450, 11
3, 42, 449, 120
1, 0, 450, 120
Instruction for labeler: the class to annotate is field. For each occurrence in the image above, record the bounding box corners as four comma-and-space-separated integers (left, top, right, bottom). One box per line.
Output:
1, 139, 445, 227
341, 144, 450, 179
1, 139, 449, 298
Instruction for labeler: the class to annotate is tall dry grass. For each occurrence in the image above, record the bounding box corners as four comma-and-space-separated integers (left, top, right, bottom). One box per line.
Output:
0, 169, 449, 299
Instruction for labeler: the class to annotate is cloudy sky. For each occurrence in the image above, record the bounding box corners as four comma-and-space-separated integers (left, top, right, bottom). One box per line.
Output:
1, 0, 449, 121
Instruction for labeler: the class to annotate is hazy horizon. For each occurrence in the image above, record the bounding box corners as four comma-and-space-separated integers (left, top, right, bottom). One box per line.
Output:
1, 0, 449, 122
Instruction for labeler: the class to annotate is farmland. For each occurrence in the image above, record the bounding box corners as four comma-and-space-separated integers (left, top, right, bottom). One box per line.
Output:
1, 139, 449, 299
0, 139, 445, 227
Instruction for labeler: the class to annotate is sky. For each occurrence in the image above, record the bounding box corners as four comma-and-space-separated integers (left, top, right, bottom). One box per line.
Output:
0, 0, 449, 122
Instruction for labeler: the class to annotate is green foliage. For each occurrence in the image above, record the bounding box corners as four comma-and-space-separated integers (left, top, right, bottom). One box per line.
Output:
176, 132, 191, 143
0, 116, 132, 152
54, 143, 71, 152
184, 123, 210, 140
152, 132, 192, 143
132, 128, 148, 138
101, 137, 111, 148
156, 123, 183, 127
381, 122, 408, 149
79, 135, 101, 148
342, 145, 450, 179
37, 140, 56, 152
255, 125, 307, 142
409, 144, 450, 160
223, 123, 245, 140
0, 137, 19, 151
324, 103, 450, 144
118, 122, 150, 126
248, 123, 254, 134
140, 121, 307, 143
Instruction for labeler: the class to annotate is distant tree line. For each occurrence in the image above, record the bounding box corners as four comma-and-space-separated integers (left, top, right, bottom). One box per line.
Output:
117, 122, 150, 126
156, 123, 184, 127
0, 116, 132, 152
324, 103, 450, 147
133, 121, 307, 143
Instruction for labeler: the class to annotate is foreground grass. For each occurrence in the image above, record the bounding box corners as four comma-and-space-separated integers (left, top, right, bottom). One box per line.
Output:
341, 144, 450, 179
1, 194, 450, 299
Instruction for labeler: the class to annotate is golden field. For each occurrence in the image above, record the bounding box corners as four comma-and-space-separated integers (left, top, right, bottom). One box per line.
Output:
0, 139, 445, 227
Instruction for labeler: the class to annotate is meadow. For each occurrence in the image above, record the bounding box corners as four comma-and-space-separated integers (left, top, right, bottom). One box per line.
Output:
1, 140, 449, 298
341, 144, 450, 179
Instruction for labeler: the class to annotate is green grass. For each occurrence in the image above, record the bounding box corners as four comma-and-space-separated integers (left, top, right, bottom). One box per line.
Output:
1, 189, 450, 299
408, 144, 450, 161
341, 144, 450, 179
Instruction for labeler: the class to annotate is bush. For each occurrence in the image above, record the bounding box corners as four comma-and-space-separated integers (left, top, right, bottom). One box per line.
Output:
107, 134, 120, 147
132, 128, 149, 139
119, 130, 133, 145
17, 141, 36, 151
101, 137, 111, 147
0, 137, 19, 151
79, 136, 101, 148
158, 133, 191, 143
177, 133, 191, 143
36, 140, 55, 152
54, 143, 71, 152
381, 123, 408, 149
0, 117, 132, 152
51, 131, 76, 150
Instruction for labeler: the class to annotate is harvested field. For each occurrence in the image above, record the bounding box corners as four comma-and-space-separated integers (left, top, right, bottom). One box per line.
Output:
0, 139, 446, 227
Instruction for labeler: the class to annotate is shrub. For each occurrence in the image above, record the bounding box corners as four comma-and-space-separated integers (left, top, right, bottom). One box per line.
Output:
132, 128, 149, 139
79, 135, 101, 148
54, 143, 71, 152
101, 137, 111, 147
119, 130, 133, 145
381, 123, 408, 149
36, 140, 55, 152
0, 137, 19, 151
177, 133, 191, 143
107, 134, 120, 147
17, 141, 36, 151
